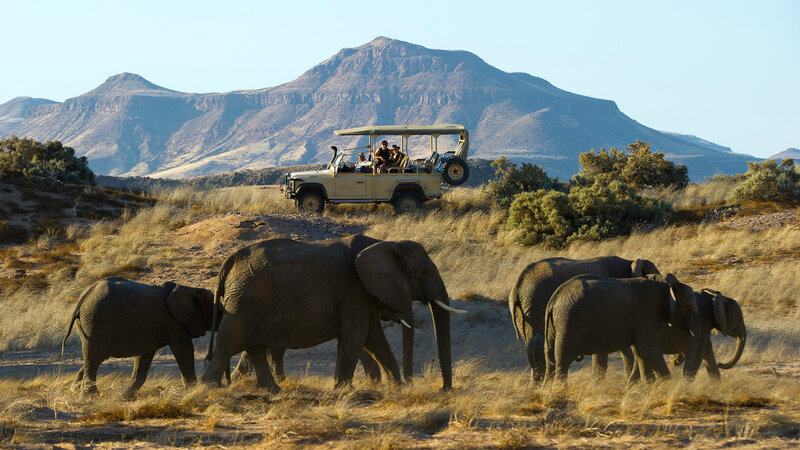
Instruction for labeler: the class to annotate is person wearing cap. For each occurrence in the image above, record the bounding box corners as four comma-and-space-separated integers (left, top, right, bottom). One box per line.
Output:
355, 152, 371, 173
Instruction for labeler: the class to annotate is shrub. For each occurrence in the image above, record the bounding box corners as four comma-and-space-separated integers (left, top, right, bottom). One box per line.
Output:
0, 136, 95, 185
575, 141, 689, 189
727, 159, 800, 204
486, 156, 560, 207
507, 178, 670, 248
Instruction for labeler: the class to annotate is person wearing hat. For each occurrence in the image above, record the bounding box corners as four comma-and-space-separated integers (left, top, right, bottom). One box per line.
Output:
388, 144, 405, 170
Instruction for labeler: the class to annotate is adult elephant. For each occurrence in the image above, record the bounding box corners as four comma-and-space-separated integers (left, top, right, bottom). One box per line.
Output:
202, 235, 463, 392
509, 256, 660, 382
544, 273, 701, 383
62, 278, 215, 397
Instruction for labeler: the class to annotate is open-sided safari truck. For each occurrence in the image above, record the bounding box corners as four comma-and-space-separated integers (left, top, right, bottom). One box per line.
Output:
281, 125, 470, 213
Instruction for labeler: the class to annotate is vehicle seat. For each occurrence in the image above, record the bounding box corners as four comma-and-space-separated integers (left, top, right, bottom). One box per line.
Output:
388, 155, 409, 173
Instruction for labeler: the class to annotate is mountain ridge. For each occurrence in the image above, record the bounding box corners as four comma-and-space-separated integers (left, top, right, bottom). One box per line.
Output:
2, 37, 757, 180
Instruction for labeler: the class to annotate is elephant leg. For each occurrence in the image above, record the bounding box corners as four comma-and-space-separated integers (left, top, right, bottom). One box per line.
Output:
79, 340, 102, 395
592, 353, 608, 379
81, 358, 102, 395
266, 347, 286, 381
527, 334, 545, 384
72, 367, 84, 387
231, 353, 252, 380
246, 346, 281, 393
701, 338, 721, 380
124, 351, 155, 399
362, 312, 401, 385
553, 337, 572, 383
620, 346, 640, 381
334, 302, 371, 388
170, 337, 197, 388
544, 335, 557, 384
359, 350, 382, 383
201, 318, 243, 386
633, 346, 670, 380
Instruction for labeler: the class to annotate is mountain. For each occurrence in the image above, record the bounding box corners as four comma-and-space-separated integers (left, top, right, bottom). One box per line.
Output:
2, 37, 757, 180
769, 148, 800, 161
0, 97, 57, 136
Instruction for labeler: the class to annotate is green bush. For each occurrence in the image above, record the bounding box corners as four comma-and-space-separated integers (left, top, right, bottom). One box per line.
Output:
575, 141, 688, 189
0, 136, 95, 185
727, 159, 800, 204
507, 178, 670, 248
486, 156, 560, 207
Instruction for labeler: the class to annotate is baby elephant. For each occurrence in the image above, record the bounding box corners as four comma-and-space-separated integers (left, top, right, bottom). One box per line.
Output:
62, 277, 215, 397
544, 273, 700, 384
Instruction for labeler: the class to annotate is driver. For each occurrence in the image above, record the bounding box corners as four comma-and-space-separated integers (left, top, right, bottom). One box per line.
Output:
355, 153, 371, 173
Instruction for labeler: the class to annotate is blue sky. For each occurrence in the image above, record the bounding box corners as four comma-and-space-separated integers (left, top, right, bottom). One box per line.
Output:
2, 0, 798, 158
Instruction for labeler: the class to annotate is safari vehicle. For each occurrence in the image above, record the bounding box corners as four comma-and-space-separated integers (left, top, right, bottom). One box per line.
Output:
281, 125, 470, 213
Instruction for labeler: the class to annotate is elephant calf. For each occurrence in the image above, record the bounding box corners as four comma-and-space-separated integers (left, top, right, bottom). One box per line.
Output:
544, 273, 700, 383
62, 277, 215, 397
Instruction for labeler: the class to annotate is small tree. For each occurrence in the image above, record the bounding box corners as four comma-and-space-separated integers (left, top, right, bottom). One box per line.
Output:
574, 141, 688, 189
0, 136, 95, 185
727, 159, 800, 204
487, 156, 559, 207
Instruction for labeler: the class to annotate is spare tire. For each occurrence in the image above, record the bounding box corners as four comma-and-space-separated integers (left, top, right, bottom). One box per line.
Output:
442, 157, 469, 186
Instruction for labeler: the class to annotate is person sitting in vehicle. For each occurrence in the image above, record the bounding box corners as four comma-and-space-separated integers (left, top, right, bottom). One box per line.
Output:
388, 145, 406, 170
355, 153, 371, 173
375, 140, 391, 173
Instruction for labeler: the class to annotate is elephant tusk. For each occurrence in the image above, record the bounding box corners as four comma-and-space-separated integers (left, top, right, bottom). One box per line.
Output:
434, 299, 467, 314
688, 329, 695, 338
400, 319, 412, 329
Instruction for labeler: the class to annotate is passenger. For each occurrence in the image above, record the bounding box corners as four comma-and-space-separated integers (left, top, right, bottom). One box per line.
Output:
375, 140, 390, 173
388, 145, 405, 169
355, 153, 371, 173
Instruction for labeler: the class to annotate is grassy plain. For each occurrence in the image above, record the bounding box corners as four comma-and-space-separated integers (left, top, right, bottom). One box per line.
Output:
0, 183, 798, 447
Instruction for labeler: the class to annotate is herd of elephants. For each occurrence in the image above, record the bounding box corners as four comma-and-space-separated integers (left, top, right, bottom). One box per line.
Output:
61, 234, 747, 398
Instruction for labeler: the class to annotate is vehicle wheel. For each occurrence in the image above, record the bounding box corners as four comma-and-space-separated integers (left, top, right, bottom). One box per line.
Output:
393, 192, 422, 214
296, 191, 325, 214
442, 157, 469, 185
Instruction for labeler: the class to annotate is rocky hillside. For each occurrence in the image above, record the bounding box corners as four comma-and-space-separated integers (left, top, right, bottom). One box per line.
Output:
770, 148, 800, 160
3, 37, 756, 180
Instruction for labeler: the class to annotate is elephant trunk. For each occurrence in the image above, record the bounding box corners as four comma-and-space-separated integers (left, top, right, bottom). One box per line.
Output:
429, 298, 453, 390
402, 317, 414, 381
718, 331, 746, 369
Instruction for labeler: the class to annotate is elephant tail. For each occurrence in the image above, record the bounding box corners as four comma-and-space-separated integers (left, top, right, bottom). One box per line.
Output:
62, 287, 92, 358
206, 254, 235, 363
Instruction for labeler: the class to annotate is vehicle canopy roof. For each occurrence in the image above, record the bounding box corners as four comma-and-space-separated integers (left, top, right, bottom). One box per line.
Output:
334, 124, 466, 136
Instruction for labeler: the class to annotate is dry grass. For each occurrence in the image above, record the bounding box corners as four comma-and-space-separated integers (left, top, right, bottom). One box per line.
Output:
0, 182, 798, 446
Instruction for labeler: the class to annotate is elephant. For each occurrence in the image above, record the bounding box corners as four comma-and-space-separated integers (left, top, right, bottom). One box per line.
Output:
61, 277, 215, 397
544, 273, 701, 383
201, 235, 463, 392
508, 256, 661, 382
591, 285, 747, 380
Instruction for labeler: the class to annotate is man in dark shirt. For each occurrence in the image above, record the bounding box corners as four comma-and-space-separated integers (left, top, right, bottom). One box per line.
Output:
375, 140, 391, 173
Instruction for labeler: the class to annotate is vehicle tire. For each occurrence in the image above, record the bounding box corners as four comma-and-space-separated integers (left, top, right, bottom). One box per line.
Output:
393, 192, 422, 214
442, 157, 469, 186
296, 190, 325, 214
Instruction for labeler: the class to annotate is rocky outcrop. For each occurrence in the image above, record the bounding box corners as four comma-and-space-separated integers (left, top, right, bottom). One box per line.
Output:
2, 37, 757, 180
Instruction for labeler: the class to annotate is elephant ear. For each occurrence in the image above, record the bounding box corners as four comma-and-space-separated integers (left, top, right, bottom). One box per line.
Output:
631, 259, 645, 277
355, 241, 411, 314
662, 273, 680, 324
706, 289, 728, 334
632, 258, 660, 277
165, 284, 206, 338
